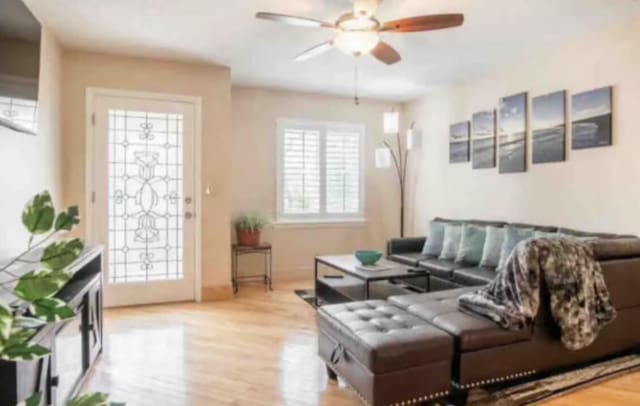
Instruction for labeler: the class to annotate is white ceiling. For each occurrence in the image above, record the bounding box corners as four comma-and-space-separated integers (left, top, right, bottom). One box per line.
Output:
23, 0, 640, 101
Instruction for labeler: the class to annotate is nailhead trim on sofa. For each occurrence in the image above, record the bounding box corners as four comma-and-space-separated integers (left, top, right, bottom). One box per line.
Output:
453, 369, 537, 389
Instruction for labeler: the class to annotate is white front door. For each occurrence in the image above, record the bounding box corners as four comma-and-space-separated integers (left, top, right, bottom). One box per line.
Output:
90, 92, 197, 307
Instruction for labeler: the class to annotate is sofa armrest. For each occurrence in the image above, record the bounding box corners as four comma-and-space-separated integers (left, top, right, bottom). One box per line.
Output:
387, 237, 426, 255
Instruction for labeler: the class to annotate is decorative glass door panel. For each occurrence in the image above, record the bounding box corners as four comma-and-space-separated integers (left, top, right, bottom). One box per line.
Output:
108, 110, 184, 283
91, 93, 196, 307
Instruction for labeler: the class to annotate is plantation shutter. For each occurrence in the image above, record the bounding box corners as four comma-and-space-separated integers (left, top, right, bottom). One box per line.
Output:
281, 127, 321, 214
326, 130, 360, 214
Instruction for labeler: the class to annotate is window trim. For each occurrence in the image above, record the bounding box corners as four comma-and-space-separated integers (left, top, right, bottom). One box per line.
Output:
276, 118, 366, 224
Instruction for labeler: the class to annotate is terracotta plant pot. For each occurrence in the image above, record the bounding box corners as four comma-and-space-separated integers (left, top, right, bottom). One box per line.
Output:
236, 229, 261, 247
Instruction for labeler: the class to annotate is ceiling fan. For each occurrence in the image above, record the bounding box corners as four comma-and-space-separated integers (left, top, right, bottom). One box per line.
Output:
256, 0, 464, 65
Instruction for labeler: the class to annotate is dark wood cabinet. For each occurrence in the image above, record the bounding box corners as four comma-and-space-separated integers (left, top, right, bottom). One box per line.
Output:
0, 247, 104, 406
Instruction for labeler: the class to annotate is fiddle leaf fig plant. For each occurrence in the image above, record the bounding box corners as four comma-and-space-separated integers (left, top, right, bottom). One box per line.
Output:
0, 190, 124, 406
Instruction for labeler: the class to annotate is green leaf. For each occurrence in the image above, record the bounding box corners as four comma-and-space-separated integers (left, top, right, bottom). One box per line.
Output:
4, 328, 37, 348
41, 239, 84, 271
67, 392, 125, 406
14, 269, 72, 302
54, 205, 80, 232
0, 303, 13, 341
21, 191, 55, 235
17, 392, 42, 406
0, 342, 49, 361
13, 315, 46, 329
29, 298, 75, 322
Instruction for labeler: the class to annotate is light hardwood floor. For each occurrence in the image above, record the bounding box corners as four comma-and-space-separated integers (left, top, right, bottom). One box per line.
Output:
83, 281, 640, 406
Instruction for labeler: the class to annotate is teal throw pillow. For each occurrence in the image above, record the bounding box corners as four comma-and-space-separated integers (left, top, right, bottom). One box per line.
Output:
455, 224, 487, 265
439, 224, 462, 260
479, 226, 505, 268
421, 221, 447, 256
559, 232, 598, 241
534, 230, 561, 239
497, 226, 534, 269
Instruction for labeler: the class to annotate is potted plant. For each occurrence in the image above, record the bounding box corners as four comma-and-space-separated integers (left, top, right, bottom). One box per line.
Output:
0, 191, 123, 406
234, 214, 269, 247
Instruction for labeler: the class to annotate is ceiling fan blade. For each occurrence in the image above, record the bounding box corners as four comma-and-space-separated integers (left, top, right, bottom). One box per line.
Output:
382, 14, 464, 33
256, 12, 335, 28
371, 41, 401, 65
353, 0, 382, 18
295, 41, 334, 62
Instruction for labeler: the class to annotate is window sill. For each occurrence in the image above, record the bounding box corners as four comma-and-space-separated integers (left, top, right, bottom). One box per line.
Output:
273, 218, 368, 229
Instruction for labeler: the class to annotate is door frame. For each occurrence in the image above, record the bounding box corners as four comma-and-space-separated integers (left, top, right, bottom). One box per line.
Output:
85, 87, 203, 303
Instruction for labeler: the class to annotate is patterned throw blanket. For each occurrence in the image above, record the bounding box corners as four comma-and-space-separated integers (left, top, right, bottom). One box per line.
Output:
458, 238, 617, 350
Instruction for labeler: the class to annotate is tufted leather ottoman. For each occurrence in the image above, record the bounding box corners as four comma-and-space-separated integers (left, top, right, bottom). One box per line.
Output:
317, 300, 453, 406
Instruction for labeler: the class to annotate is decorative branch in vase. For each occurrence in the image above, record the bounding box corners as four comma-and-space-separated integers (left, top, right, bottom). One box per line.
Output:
0, 191, 123, 406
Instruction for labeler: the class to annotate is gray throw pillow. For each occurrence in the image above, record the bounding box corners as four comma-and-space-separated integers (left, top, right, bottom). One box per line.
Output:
455, 224, 487, 265
479, 226, 505, 268
421, 221, 447, 256
439, 224, 462, 260
497, 226, 534, 269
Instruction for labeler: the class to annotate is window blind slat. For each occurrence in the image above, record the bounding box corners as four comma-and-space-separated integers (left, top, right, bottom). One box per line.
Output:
280, 123, 362, 219
326, 131, 360, 214
282, 129, 321, 214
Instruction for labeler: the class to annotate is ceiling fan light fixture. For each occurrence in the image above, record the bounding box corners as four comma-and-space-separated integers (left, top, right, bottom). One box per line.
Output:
334, 31, 380, 56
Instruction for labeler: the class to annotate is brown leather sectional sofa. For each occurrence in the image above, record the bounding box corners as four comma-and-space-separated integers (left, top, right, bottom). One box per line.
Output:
317, 221, 640, 406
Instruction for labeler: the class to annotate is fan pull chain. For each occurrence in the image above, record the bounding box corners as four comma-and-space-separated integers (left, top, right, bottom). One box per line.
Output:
354, 60, 360, 106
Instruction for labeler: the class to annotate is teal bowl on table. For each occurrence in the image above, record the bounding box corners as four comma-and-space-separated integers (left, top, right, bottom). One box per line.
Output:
355, 250, 383, 266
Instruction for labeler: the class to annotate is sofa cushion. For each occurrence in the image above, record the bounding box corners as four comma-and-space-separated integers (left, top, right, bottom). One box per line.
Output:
317, 300, 453, 374
422, 220, 447, 256
456, 224, 487, 265
453, 267, 496, 286
593, 238, 640, 261
439, 224, 463, 260
558, 227, 620, 239
418, 258, 460, 279
388, 252, 427, 267
498, 226, 534, 269
510, 222, 557, 232
389, 289, 531, 351
480, 226, 505, 267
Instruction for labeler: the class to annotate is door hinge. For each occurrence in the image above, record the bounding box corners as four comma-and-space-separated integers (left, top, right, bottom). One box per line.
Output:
91, 191, 96, 203
91, 113, 95, 126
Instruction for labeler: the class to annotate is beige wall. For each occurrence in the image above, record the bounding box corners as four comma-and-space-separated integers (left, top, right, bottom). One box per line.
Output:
61, 51, 233, 297
231, 87, 401, 280
0, 28, 62, 258
404, 19, 640, 236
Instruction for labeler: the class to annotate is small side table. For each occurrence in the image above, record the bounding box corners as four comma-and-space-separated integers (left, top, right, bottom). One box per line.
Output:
232, 243, 273, 293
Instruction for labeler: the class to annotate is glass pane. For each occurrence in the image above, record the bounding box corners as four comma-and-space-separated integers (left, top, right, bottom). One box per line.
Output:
282, 128, 320, 214
108, 109, 184, 283
326, 131, 360, 214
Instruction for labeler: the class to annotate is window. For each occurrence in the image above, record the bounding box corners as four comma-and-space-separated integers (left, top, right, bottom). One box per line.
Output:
277, 119, 365, 223
0, 96, 38, 133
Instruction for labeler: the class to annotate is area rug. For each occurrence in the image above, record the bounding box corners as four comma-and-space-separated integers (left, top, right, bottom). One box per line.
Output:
294, 289, 317, 307
464, 353, 640, 405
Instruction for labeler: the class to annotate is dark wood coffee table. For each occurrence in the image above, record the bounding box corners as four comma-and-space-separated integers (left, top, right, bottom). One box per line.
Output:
314, 255, 429, 306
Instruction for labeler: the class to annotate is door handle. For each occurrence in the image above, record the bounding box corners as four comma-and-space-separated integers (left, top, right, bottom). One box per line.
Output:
185, 211, 194, 219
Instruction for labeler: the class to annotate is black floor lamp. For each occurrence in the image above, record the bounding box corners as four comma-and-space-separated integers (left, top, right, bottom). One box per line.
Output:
376, 110, 419, 237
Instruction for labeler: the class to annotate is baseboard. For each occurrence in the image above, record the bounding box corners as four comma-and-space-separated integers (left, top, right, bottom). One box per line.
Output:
201, 285, 234, 301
